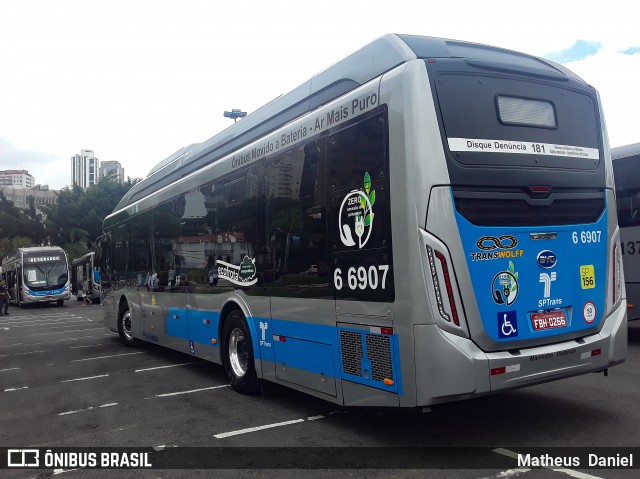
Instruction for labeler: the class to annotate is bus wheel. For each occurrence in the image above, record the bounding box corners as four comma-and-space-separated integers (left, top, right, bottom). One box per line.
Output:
118, 303, 137, 347
222, 310, 260, 394
56, 300, 64, 306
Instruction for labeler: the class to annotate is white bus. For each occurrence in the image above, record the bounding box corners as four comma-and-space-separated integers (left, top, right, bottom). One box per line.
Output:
612, 143, 640, 320
1, 246, 71, 306
99, 34, 626, 408
71, 252, 101, 304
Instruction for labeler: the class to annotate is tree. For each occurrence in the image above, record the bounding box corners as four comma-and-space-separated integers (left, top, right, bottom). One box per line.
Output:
43, 177, 139, 248
0, 191, 37, 241
63, 242, 91, 263
0, 236, 33, 261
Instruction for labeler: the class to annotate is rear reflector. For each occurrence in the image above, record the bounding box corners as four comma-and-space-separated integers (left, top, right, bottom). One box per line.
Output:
369, 326, 394, 335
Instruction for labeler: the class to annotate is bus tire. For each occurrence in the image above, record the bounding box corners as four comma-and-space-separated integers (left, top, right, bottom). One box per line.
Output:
117, 303, 137, 347
57, 300, 64, 306
222, 310, 260, 394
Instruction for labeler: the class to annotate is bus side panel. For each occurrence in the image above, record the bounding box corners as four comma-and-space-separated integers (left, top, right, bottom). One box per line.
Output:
269, 298, 338, 397
620, 225, 640, 320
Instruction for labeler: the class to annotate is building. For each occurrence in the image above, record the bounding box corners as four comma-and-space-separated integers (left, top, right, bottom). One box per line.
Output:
0, 184, 57, 210
99, 161, 125, 183
71, 149, 100, 188
0, 169, 35, 189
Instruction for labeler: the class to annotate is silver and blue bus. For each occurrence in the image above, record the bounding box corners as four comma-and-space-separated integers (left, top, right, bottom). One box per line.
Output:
1, 246, 71, 306
71, 252, 101, 304
612, 143, 640, 320
99, 34, 626, 408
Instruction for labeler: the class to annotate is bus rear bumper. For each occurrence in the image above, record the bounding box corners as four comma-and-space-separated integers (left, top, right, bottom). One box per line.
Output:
23, 292, 71, 302
414, 300, 627, 406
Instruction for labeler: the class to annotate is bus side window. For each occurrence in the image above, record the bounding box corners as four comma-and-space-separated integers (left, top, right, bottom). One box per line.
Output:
617, 191, 640, 227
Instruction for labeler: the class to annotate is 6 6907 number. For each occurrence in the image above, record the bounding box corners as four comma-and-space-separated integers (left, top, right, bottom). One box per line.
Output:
334, 265, 389, 291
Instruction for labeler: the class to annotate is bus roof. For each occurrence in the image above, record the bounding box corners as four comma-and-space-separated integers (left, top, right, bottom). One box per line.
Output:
110, 33, 586, 215
71, 252, 95, 267
612, 142, 640, 160
1, 246, 67, 265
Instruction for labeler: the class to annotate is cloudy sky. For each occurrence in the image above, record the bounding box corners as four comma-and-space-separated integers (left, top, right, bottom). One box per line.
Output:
1, 0, 638, 190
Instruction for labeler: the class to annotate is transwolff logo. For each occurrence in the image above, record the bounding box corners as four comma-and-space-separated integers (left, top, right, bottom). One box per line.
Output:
476, 235, 517, 250
472, 235, 523, 262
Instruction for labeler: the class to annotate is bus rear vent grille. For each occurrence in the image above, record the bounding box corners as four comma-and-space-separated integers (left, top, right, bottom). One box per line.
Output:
339, 330, 362, 377
339, 329, 393, 382
454, 197, 604, 227
365, 334, 393, 381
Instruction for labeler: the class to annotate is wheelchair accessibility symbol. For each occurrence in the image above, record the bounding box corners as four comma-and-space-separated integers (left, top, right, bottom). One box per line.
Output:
498, 311, 518, 339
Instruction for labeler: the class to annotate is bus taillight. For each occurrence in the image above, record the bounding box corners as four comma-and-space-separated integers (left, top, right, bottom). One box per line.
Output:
427, 246, 460, 326
613, 242, 622, 307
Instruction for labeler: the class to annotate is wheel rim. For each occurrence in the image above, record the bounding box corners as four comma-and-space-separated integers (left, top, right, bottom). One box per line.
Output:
229, 327, 248, 378
121, 310, 133, 340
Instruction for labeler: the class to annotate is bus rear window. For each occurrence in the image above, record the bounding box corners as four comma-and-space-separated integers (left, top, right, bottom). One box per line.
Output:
497, 96, 556, 128
434, 73, 600, 170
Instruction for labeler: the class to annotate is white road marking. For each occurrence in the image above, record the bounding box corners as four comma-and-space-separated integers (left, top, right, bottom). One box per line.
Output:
0, 367, 20, 372
70, 351, 147, 362
215, 419, 306, 439
135, 362, 198, 372
478, 469, 531, 479
58, 403, 118, 416
4, 386, 28, 392
69, 344, 103, 349
214, 415, 326, 439
53, 468, 79, 475
493, 448, 604, 479
0, 335, 102, 348
14, 350, 51, 356
54, 335, 105, 343
153, 385, 229, 397
29, 327, 106, 336
0, 318, 87, 327
61, 374, 109, 383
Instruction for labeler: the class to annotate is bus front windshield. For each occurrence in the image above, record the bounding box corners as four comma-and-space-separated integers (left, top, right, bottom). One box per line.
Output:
23, 260, 68, 290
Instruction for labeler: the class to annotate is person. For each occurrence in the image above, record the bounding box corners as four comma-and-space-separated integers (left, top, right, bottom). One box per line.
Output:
144, 271, 158, 291
82, 279, 92, 305
0, 279, 8, 316
207, 256, 219, 286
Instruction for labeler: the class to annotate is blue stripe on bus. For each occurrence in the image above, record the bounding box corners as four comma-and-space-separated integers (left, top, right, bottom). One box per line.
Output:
165, 307, 221, 347
28, 287, 66, 296
188, 309, 221, 347
160, 308, 402, 395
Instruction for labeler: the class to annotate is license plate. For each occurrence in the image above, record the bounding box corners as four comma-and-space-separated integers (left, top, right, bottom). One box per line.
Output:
531, 311, 567, 331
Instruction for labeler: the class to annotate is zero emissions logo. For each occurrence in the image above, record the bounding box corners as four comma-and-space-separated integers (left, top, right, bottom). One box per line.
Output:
338, 172, 375, 249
